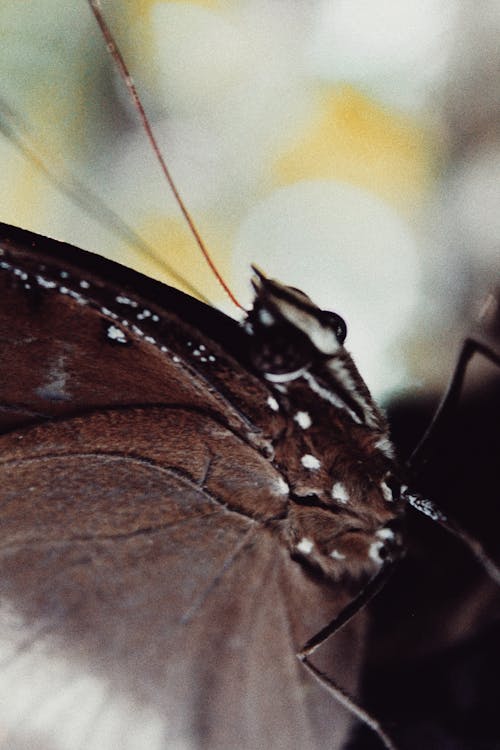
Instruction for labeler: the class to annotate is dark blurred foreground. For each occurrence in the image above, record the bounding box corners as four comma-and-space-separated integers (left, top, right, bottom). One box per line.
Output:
350, 362, 500, 749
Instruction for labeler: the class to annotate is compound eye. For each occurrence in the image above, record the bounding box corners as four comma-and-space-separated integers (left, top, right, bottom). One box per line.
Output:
323, 311, 347, 345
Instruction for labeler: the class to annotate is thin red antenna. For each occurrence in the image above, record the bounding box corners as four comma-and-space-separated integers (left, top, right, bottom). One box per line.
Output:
87, 0, 244, 311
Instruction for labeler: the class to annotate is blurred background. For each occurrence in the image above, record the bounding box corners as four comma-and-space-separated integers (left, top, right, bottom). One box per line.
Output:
2, 0, 499, 402
1, 2, 500, 748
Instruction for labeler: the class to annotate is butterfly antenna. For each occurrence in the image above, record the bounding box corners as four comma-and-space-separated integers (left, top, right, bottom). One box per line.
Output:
404, 491, 500, 586
410, 290, 500, 472
87, 0, 244, 312
406, 291, 500, 585
0, 97, 209, 304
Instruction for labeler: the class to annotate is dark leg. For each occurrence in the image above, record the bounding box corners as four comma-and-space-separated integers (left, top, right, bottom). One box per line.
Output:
297, 563, 398, 750
408, 290, 500, 476
300, 659, 397, 750
404, 292, 500, 584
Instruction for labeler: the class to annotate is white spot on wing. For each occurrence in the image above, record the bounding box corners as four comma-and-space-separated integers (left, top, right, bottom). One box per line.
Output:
36, 275, 57, 289
294, 411, 311, 429
330, 549, 346, 560
107, 325, 128, 344
297, 537, 314, 554
380, 481, 393, 502
276, 476, 289, 495
301, 454, 321, 470
101, 307, 118, 320
115, 295, 137, 307
368, 540, 385, 565
331, 482, 349, 504
67, 289, 85, 303
266, 396, 279, 412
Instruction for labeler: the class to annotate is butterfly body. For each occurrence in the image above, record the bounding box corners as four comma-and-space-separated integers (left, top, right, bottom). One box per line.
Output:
0, 221, 403, 749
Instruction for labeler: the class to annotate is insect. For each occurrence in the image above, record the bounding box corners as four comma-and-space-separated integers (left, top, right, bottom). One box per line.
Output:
1, 225, 499, 750
1, 4, 499, 750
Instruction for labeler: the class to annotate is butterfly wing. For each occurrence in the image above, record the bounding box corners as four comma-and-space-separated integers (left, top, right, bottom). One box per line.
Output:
0, 223, 276, 438
0, 224, 364, 750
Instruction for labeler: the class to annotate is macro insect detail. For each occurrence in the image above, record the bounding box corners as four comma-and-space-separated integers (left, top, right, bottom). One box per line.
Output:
1, 4, 499, 750
2, 223, 498, 750
0, 223, 391, 750
244, 271, 403, 580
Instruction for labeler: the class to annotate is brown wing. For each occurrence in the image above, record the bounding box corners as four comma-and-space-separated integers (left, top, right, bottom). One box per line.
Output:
0, 408, 364, 750
0, 222, 276, 444
0, 224, 364, 750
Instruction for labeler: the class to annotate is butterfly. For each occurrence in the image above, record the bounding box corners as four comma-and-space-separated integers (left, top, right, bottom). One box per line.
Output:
2, 218, 500, 750
0, 217, 409, 749
1, 5, 500, 750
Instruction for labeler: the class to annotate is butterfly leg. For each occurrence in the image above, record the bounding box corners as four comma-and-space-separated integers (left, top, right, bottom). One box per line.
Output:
403, 291, 500, 584
409, 290, 500, 474
297, 563, 398, 750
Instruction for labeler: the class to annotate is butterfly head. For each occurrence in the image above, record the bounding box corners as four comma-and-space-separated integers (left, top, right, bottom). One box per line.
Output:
245, 266, 383, 429
244, 268, 407, 581
245, 267, 347, 380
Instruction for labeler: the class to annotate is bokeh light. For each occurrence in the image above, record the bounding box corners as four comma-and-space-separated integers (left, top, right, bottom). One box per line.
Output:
1, 0, 498, 400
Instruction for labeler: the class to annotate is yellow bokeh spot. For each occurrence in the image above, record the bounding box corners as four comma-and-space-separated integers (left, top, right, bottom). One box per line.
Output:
273, 85, 436, 217
124, 214, 233, 306
124, 0, 225, 16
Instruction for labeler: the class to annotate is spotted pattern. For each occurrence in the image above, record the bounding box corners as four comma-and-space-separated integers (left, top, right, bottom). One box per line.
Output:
330, 549, 346, 560
267, 396, 279, 412
300, 454, 321, 470
296, 538, 314, 554
0, 258, 223, 376
368, 540, 385, 565
331, 481, 349, 504
106, 325, 128, 345
294, 411, 311, 429
276, 476, 290, 495
380, 481, 394, 503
